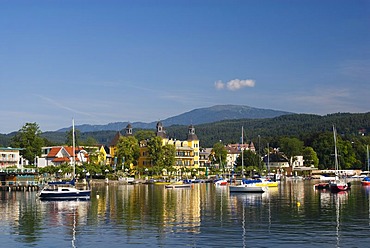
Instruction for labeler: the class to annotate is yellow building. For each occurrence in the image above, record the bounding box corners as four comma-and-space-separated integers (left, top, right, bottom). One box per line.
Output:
138, 122, 200, 172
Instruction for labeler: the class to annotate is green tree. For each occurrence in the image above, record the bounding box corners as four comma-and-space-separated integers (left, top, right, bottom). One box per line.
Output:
302, 147, 319, 167
211, 142, 227, 168
10, 122, 44, 163
116, 136, 140, 169
235, 150, 261, 175
163, 144, 176, 168
337, 139, 357, 170
147, 136, 164, 175
311, 132, 334, 169
279, 137, 304, 166
65, 128, 81, 146
84, 136, 98, 146
135, 130, 155, 142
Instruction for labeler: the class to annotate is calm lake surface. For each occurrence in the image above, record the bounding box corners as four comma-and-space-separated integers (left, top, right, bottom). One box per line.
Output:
1, 179, 370, 248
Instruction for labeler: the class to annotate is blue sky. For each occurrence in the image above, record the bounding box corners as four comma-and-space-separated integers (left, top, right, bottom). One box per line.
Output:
1, 0, 369, 134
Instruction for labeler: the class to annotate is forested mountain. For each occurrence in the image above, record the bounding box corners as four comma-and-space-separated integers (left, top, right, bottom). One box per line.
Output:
1, 112, 369, 170
1, 112, 369, 148
56, 105, 292, 132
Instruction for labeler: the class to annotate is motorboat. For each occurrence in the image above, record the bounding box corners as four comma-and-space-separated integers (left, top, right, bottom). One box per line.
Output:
37, 119, 91, 201
214, 179, 229, 186
165, 183, 192, 189
229, 180, 267, 193
38, 181, 91, 201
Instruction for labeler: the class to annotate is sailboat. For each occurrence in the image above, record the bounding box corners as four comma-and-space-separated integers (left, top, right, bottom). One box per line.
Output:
38, 119, 91, 200
329, 125, 350, 192
361, 145, 370, 186
229, 127, 267, 193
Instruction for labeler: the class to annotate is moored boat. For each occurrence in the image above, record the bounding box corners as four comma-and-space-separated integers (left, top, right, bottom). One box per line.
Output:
361, 177, 370, 186
314, 182, 330, 190
329, 125, 350, 192
229, 183, 267, 193
37, 119, 91, 201
214, 179, 229, 186
165, 183, 192, 189
38, 181, 91, 200
254, 178, 279, 187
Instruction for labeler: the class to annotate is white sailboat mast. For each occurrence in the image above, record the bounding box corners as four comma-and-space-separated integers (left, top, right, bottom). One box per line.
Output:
367, 145, 369, 172
241, 126, 244, 177
72, 119, 76, 178
333, 125, 339, 173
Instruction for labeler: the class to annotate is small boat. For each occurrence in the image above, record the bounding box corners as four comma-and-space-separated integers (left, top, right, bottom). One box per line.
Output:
38, 119, 91, 201
361, 177, 370, 186
314, 182, 330, 190
329, 125, 350, 192
214, 179, 229, 186
254, 178, 279, 187
38, 181, 91, 200
165, 183, 192, 189
229, 183, 267, 193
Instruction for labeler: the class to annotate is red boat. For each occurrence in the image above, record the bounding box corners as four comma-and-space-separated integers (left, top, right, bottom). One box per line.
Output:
329, 180, 350, 192
361, 177, 370, 186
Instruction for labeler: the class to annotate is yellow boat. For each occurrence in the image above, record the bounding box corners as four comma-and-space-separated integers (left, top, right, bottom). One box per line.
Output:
154, 180, 183, 185
255, 179, 279, 187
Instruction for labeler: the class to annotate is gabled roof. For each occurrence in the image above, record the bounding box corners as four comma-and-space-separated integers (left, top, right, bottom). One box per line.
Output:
46, 146, 82, 162
46, 147, 64, 158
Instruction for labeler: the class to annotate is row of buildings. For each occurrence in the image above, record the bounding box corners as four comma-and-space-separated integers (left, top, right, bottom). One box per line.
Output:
1, 122, 307, 176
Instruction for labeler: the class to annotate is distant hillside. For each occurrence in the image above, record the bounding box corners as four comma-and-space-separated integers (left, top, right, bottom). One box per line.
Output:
57, 105, 292, 132
1, 112, 369, 148
161, 105, 292, 126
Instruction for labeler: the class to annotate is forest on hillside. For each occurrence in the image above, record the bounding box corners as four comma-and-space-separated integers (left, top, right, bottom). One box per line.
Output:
1, 112, 369, 170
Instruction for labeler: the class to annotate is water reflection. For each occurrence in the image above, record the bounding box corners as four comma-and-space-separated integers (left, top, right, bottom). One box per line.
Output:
2, 181, 370, 247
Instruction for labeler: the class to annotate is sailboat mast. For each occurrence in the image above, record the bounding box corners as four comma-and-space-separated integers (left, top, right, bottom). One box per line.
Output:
72, 119, 76, 179
267, 143, 270, 175
333, 125, 339, 173
367, 145, 369, 172
241, 126, 244, 178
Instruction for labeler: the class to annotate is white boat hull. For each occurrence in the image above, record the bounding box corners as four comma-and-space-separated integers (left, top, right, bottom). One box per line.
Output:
229, 184, 267, 193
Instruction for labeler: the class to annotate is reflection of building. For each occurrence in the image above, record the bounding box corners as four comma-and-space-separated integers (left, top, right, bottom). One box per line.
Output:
162, 185, 201, 233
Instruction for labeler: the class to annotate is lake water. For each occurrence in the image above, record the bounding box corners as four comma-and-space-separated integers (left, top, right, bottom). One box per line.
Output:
1, 179, 370, 248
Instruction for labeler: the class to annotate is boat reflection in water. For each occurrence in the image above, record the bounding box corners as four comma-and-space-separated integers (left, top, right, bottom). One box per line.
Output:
39, 200, 90, 248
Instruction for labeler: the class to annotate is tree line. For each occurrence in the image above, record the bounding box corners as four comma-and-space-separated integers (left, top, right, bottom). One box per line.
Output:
2, 112, 370, 172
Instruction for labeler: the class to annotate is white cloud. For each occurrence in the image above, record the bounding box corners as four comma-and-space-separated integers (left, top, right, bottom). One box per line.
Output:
214, 80, 225, 90
214, 79, 255, 91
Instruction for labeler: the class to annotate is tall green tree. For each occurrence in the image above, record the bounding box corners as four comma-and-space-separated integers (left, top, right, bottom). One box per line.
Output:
163, 144, 176, 168
135, 130, 155, 142
211, 142, 227, 168
302, 147, 319, 167
235, 150, 261, 174
279, 137, 304, 166
116, 136, 140, 169
65, 129, 81, 146
10, 122, 44, 163
147, 136, 164, 175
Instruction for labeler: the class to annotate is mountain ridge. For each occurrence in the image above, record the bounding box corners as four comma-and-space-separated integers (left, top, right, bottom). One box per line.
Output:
57, 105, 293, 132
